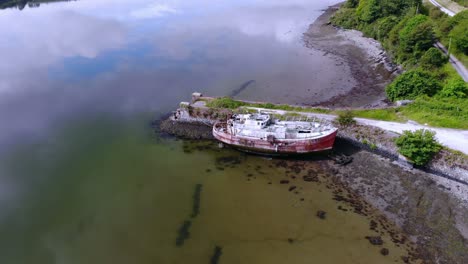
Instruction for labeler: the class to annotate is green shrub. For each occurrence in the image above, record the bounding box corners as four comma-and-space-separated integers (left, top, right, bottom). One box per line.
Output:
375, 16, 399, 40
420, 47, 448, 68
395, 129, 442, 166
450, 23, 468, 55
386, 69, 442, 101
337, 111, 357, 126
440, 77, 468, 98
331, 8, 359, 29
206, 97, 245, 109
345, 0, 359, 8
394, 15, 435, 63
356, 0, 380, 23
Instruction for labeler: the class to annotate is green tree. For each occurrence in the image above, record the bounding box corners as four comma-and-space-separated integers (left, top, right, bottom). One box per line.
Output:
386, 69, 442, 101
345, 0, 359, 8
375, 16, 399, 40
420, 47, 447, 68
450, 23, 468, 55
440, 77, 468, 98
399, 15, 434, 56
331, 8, 359, 29
395, 129, 442, 166
356, 0, 380, 23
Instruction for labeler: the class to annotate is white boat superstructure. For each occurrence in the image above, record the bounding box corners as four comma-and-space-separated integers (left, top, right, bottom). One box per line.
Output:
227, 113, 336, 140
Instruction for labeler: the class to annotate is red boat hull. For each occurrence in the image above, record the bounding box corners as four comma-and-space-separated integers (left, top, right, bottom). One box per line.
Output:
213, 124, 338, 155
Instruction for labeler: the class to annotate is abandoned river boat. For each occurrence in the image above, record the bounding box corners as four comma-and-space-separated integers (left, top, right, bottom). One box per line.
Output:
213, 113, 338, 155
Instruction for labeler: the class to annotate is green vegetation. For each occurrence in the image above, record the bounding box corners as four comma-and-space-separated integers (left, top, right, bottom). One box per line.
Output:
205, 97, 246, 109
431, 8, 468, 66
336, 111, 357, 126
400, 96, 468, 128
420, 47, 448, 68
205, 97, 331, 113
385, 69, 442, 100
441, 77, 468, 98
395, 129, 442, 166
204, 96, 468, 129
452, 0, 468, 8
331, 0, 468, 130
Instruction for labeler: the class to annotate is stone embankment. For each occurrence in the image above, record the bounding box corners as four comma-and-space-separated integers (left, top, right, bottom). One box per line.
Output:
160, 93, 468, 186
159, 93, 468, 263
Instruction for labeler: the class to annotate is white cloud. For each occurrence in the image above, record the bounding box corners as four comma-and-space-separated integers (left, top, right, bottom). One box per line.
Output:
130, 3, 178, 19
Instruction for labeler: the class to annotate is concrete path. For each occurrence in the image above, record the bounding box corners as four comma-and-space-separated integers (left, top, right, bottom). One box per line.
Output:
428, 1, 468, 81
435, 42, 468, 81
354, 118, 468, 154
246, 107, 468, 154
428, 0, 457, 16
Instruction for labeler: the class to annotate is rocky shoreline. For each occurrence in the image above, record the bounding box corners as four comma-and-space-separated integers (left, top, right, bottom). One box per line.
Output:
303, 3, 400, 108
156, 3, 468, 262
158, 109, 468, 263
158, 83, 468, 264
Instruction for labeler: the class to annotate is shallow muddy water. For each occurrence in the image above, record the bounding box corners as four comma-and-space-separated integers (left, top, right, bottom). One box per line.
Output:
0, 117, 418, 263
0, 1, 416, 263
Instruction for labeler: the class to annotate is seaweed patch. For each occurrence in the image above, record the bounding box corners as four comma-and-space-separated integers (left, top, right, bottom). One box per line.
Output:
210, 246, 223, 264
191, 184, 203, 218
176, 220, 192, 247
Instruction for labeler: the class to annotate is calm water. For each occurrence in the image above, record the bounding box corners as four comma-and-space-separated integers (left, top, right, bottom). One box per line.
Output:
0, 1, 413, 263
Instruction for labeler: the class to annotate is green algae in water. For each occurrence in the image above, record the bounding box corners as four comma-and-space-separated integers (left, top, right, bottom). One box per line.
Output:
176, 220, 192, 247
210, 246, 223, 264
191, 184, 203, 218
0, 116, 421, 264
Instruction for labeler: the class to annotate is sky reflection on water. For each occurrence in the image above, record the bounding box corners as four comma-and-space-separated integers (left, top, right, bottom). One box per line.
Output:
0, 0, 345, 147
0, 2, 412, 264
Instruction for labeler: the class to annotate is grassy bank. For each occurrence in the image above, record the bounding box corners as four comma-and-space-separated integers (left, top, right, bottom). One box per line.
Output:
204, 97, 468, 129
205, 97, 331, 114
329, 0, 467, 129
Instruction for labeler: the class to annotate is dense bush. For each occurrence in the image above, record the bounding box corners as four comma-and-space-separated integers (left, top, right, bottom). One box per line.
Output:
386, 69, 442, 101
331, 8, 359, 29
420, 47, 448, 68
395, 129, 442, 166
398, 15, 434, 62
344, 0, 359, 8
375, 16, 399, 40
440, 77, 468, 98
336, 111, 356, 126
450, 23, 468, 55
356, 0, 380, 23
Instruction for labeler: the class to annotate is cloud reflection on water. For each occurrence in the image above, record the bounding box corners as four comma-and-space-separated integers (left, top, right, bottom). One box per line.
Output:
0, 0, 346, 148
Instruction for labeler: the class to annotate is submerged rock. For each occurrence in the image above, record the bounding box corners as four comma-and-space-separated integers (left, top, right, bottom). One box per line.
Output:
380, 248, 389, 256
303, 175, 318, 182
316, 210, 327, 219
365, 236, 383, 246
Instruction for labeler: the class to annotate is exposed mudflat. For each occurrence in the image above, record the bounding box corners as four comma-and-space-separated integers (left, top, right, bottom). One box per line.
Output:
303, 4, 398, 108
327, 146, 468, 264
